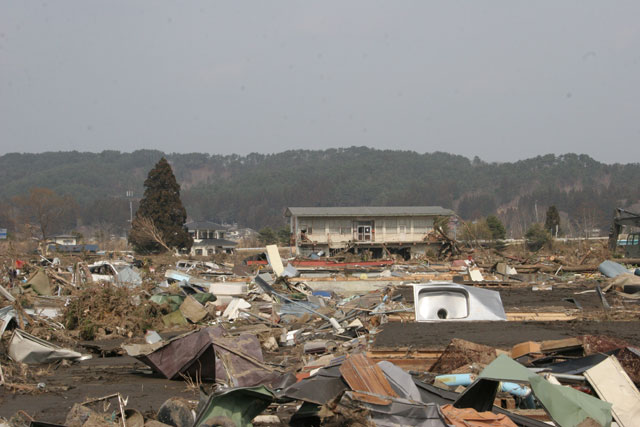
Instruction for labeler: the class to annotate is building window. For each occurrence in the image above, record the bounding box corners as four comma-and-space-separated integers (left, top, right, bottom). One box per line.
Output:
356, 222, 373, 241
328, 221, 340, 234
413, 219, 428, 234
385, 219, 397, 233
208, 248, 214, 255
195, 249, 203, 256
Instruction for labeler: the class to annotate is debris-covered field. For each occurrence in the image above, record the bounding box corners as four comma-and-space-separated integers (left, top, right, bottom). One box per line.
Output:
1, 241, 640, 426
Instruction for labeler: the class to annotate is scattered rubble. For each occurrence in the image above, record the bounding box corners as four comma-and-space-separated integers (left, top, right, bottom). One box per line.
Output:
0, 243, 639, 426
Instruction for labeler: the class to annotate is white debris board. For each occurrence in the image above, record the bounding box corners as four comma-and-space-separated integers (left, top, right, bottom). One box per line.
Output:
265, 244, 285, 276
584, 355, 640, 426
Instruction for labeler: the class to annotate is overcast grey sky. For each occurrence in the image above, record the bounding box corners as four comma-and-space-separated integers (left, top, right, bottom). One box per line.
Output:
1, 1, 639, 163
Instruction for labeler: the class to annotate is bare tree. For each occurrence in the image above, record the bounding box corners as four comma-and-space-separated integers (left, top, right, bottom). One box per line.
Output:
12, 188, 75, 241
576, 208, 598, 238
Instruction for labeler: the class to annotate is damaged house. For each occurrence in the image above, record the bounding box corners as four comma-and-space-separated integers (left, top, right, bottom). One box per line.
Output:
285, 206, 455, 259
46, 234, 98, 254
185, 221, 237, 256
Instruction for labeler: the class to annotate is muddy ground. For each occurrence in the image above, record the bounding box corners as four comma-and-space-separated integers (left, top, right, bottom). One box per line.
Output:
0, 355, 197, 424
396, 282, 619, 311
11, 318, 635, 423
380, 283, 640, 349
373, 320, 640, 349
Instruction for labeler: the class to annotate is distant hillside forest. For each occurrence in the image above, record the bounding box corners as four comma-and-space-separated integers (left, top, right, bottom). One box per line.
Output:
0, 147, 639, 239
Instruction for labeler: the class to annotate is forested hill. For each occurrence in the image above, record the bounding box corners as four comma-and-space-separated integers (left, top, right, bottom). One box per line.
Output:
1, 147, 639, 237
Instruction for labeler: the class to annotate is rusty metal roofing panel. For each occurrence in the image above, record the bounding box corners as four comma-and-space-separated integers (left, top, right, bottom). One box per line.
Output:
339, 353, 398, 404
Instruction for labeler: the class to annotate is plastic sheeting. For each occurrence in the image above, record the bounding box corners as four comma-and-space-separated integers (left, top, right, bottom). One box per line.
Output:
599, 260, 631, 278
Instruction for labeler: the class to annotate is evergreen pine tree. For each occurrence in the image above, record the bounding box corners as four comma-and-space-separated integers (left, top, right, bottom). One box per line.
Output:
129, 157, 192, 253
486, 215, 506, 240
544, 206, 561, 236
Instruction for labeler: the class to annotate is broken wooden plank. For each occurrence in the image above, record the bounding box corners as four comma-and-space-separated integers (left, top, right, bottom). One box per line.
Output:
367, 349, 442, 371
506, 312, 577, 321
540, 337, 582, 353
0, 284, 15, 303
387, 311, 578, 322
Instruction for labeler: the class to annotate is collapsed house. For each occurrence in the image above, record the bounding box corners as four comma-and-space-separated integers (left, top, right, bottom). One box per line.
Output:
285, 206, 455, 259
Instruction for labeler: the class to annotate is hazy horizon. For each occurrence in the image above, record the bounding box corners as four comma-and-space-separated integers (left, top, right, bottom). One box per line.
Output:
0, 146, 636, 166
2, 1, 639, 164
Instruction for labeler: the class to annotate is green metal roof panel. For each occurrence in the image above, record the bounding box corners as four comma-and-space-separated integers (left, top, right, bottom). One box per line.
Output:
477, 355, 612, 427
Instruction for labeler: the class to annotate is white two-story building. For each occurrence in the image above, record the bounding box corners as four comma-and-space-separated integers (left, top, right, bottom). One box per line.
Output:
184, 221, 237, 256
285, 206, 455, 259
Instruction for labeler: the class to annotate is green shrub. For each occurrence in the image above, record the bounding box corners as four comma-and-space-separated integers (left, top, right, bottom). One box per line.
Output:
525, 223, 551, 251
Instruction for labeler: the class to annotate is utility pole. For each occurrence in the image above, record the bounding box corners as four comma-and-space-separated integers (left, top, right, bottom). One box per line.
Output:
126, 190, 134, 223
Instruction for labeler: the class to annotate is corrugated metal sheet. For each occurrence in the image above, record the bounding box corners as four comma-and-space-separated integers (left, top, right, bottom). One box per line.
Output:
286, 206, 454, 217
339, 353, 398, 404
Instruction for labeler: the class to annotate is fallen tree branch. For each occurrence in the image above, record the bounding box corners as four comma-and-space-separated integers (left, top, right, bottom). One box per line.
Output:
134, 217, 172, 252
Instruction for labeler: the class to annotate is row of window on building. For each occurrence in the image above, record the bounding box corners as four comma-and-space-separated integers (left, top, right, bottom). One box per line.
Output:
298, 218, 434, 236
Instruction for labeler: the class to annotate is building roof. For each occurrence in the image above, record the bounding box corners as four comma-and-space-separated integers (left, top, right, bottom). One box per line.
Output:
185, 221, 227, 231
48, 244, 98, 253
192, 238, 238, 247
285, 206, 455, 217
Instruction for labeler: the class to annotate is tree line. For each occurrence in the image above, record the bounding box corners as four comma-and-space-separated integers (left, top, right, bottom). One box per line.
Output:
0, 148, 639, 239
